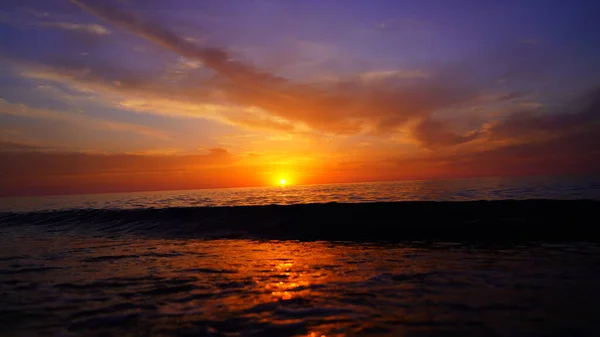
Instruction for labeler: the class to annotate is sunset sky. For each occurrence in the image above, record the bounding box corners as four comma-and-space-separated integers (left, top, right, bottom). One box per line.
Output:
1, 0, 600, 196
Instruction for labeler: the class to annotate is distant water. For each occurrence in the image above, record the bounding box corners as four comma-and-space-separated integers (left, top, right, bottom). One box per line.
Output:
2, 175, 600, 336
2, 175, 599, 212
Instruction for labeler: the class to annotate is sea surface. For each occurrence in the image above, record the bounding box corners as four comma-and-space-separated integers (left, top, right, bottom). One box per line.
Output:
2, 175, 599, 212
1, 175, 600, 336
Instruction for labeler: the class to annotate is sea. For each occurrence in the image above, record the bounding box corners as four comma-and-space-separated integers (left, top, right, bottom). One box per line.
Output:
1, 175, 600, 336
2, 175, 600, 212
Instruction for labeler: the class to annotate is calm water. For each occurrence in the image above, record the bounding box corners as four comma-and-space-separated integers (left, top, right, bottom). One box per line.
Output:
1, 175, 600, 336
2, 175, 599, 212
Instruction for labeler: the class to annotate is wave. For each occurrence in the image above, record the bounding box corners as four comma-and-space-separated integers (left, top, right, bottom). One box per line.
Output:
1, 200, 599, 241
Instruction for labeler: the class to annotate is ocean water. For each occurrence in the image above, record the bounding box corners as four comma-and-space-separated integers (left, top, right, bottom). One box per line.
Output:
2, 175, 599, 212
2, 236, 600, 337
1, 175, 600, 336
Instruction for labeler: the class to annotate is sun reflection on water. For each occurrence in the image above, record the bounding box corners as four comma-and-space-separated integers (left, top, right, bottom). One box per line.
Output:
266, 261, 311, 301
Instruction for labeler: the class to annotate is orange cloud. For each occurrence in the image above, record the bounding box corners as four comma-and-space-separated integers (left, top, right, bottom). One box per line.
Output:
69, 0, 483, 145
17, 62, 298, 134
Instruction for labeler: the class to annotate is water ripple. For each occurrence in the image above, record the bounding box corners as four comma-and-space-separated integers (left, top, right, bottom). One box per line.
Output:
1, 239, 600, 336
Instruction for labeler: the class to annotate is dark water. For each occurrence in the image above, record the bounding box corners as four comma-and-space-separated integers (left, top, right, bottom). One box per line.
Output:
2, 231, 600, 337
1, 176, 600, 336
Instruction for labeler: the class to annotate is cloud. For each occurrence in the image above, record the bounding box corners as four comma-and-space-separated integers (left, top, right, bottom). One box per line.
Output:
24, 9, 50, 18
358, 69, 429, 82
69, 0, 481, 144
371, 17, 433, 35
0, 98, 168, 139
431, 126, 600, 177
0, 139, 38, 151
117, 98, 296, 132
15, 60, 299, 133
1, 147, 232, 176
324, 123, 600, 184
1, 87, 598, 196
484, 89, 600, 144
0, 137, 74, 153
4, 0, 589, 156
320, 89, 600, 181
0, 148, 236, 196
0, 8, 111, 36
420, 90, 600, 174
40, 22, 111, 35
412, 118, 481, 149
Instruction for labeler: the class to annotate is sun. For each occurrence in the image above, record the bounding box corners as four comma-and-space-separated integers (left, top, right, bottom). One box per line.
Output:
279, 179, 287, 186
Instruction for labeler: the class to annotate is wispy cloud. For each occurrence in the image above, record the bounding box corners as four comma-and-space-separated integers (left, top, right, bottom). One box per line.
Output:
0, 8, 111, 36
358, 69, 429, 82
24, 8, 50, 18
0, 139, 39, 151
17, 61, 299, 133
62, 1, 486, 146
0, 98, 168, 139
40, 22, 111, 35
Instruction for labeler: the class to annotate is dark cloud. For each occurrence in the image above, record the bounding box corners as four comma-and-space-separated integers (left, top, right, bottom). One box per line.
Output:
412, 118, 481, 149
440, 126, 600, 176
486, 89, 600, 142
407, 90, 600, 176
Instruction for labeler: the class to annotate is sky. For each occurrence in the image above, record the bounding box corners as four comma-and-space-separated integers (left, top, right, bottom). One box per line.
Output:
1, 0, 600, 196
